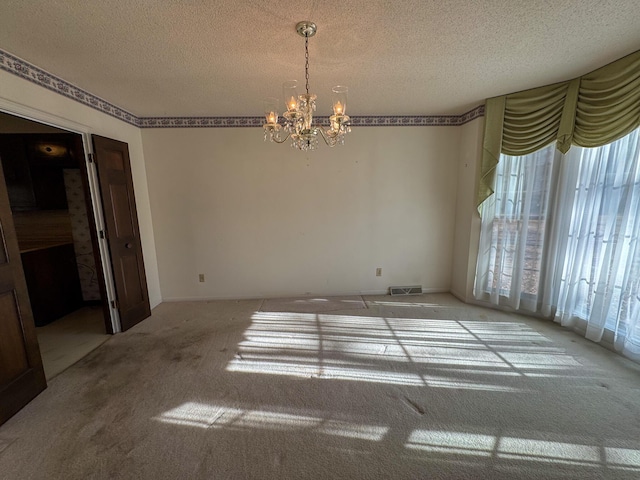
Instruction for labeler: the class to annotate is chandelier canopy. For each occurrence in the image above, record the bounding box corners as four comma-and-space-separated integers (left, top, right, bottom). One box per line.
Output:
263, 21, 351, 151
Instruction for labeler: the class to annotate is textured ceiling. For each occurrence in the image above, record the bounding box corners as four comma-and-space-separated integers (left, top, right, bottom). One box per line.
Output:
1, 0, 639, 118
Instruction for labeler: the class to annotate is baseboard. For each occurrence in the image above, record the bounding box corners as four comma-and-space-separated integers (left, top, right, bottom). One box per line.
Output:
163, 292, 383, 302
449, 289, 467, 302
162, 295, 264, 302
357, 289, 390, 296
363, 287, 448, 296
162, 287, 451, 303
421, 287, 450, 294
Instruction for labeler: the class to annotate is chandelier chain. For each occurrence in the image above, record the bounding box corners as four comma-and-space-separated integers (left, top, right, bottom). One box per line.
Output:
304, 34, 310, 96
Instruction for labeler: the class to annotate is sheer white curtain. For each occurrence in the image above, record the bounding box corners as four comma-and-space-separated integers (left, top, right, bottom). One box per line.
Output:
475, 128, 640, 361
474, 145, 558, 312
543, 129, 640, 359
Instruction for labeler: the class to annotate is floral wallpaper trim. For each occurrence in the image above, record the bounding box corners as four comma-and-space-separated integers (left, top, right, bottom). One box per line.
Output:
1, 48, 484, 128
0, 49, 138, 126
137, 108, 485, 128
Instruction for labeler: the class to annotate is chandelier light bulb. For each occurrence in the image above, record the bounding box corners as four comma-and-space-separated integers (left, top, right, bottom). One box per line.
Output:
263, 97, 279, 125
283, 80, 299, 112
332, 86, 348, 116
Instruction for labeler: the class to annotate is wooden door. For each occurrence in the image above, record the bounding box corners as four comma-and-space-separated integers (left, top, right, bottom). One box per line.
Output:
92, 135, 150, 331
0, 158, 46, 426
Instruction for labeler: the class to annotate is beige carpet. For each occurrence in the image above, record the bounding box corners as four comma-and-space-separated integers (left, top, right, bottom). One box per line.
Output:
260, 295, 367, 313
1, 293, 640, 479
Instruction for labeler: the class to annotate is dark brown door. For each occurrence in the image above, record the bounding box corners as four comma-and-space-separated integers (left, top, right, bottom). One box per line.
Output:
92, 135, 150, 331
0, 158, 46, 426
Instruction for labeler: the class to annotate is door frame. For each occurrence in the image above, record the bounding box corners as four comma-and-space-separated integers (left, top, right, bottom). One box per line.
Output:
0, 98, 122, 333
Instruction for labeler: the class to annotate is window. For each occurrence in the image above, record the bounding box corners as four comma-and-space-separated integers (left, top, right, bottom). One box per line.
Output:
475, 144, 558, 311
475, 128, 640, 360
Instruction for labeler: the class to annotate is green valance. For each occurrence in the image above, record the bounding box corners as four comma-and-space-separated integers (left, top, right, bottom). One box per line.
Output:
478, 49, 640, 207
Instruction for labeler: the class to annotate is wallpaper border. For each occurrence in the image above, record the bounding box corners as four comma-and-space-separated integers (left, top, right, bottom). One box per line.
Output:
0, 49, 138, 126
1, 48, 484, 128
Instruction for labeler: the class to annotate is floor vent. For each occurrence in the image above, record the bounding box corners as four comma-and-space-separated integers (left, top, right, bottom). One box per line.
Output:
389, 285, 423, 296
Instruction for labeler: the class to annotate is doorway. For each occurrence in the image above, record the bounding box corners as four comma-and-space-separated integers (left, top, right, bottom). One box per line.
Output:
0, 112, 110, 379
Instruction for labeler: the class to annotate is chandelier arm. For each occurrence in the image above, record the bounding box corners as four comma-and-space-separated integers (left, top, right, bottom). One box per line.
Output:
271, 130, 291, 144
317, 127, 339, 147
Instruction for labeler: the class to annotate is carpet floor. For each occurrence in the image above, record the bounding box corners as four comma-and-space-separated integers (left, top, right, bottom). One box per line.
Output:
1, 293, 640, 479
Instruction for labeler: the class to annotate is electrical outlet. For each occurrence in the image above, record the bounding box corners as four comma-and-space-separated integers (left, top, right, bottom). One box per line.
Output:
376, 268, 382, 277
198, 274, 205, 282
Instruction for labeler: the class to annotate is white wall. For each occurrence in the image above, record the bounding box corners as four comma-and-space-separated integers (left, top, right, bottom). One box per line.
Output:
451, 117, 484, 301
0, 70, 162, 308
142, 126, 461, 300
0, 68, 484, 305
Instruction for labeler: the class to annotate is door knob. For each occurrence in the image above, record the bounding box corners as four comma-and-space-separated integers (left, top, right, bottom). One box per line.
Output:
125, 242, 133, 249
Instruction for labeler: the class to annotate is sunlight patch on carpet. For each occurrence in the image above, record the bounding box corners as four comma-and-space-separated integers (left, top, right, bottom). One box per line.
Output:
405, 430, 640, 471
406, 429, 640, 471
226, 311, 584, 390
155, 402, 388, 441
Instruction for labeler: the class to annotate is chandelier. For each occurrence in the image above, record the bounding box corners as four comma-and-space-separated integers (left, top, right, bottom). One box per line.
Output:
263, 21, 351, 151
